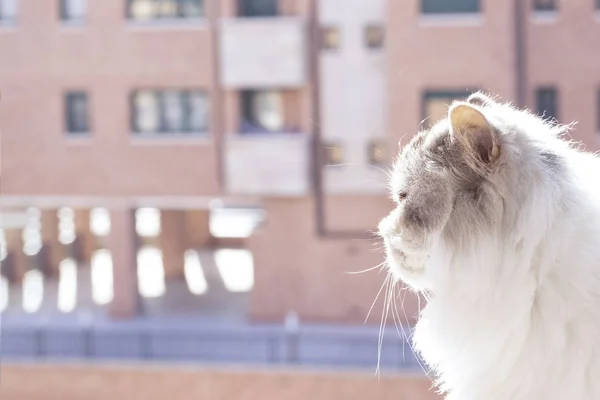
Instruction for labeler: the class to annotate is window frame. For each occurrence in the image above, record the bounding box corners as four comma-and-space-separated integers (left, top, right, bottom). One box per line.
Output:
126, 0, 205, 22
421, 89, 479, 127
240, 89, 285, 134
364, 24, 385, 50
60, 0, 86, 23
323, 141, 344, 167
532, 0, 556, 12
65, 91, 91, 135
535, 86, 559, 122
0, 0, 18, 24
237, 0, 278, 17
130, 89, 209, 135
420, 0, 480, 15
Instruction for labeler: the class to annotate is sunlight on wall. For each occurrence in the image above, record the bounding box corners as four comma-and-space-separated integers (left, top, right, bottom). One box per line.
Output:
210, 208, 263, 238
91, 249, 113, 305
0, 275, 8, 313
58, 207, 76, 245
184, 250, 208, 295
58, 258, 77, 313
90, 208, 111, 236
22, 207, 42, 256
137, 246, 166, 298
135, 208, 161, 237
22, 269, 44, 313
214, 249, 254, 292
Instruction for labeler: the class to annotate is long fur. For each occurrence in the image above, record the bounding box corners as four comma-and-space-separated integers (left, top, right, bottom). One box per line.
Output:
379, 92, 600, 399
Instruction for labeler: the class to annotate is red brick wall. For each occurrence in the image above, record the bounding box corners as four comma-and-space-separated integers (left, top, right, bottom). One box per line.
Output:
1, 363, 440, 400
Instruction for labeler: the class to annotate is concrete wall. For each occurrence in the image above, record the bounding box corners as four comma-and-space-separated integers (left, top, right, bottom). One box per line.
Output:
0, 363, 440, 400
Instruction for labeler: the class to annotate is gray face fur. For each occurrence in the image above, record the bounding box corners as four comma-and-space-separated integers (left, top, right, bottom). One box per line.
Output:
378, 92, 568, 289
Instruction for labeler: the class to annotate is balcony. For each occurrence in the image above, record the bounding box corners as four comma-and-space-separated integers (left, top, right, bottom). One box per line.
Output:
224, 133, 310, 196
219, 17, 307, 88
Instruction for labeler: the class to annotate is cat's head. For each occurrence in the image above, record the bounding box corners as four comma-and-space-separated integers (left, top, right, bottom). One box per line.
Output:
378, 92, 556, 290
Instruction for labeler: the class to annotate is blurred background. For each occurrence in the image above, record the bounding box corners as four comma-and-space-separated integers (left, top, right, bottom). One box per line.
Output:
0, 0, 595, 398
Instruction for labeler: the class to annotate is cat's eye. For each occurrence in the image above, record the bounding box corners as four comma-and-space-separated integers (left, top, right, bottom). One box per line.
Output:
398, 192, 408, 201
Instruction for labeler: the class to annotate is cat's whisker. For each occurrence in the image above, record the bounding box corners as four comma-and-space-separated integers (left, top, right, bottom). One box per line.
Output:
345, 261, 386, 275
376, 273, 393, 378
365, 271, 389, 324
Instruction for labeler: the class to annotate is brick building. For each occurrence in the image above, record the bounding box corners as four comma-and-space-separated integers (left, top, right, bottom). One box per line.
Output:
1, 0, 598, 326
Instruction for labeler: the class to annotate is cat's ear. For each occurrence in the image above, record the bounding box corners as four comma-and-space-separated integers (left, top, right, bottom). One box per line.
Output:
466, 92, 493, 107
448, 103, 500, 165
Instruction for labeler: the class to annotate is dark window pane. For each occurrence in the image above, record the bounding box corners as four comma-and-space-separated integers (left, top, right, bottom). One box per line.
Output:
187, 91, 209, 131
323, 142, 344, 166
421, 0, 479, 14
364, 25, 385, 49
161, 90, 185, 131
60, 0, 86, 21
533, 0, 555, 11
321, 26, 341, 50
133, 90, 160, 133
180, 0, 204, 17
65, 92, 89, 134
536, 87, 558, 122
0, 0, 17, 21
241, 90, 284, 133
368, 138, 387, 166
422, 90, 476, 126
238, 0, 277, 17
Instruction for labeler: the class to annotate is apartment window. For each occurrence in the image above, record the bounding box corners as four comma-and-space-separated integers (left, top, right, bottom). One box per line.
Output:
237, 0, 277, 17
368, 139, 387, 166
421, 0, 479, 14
321, 26, 341, 50
422, 90, 474, 126
323, 142, 344, 166
532, 0, 556, 12
0, 0, 17, 23
131, 90, 209, 134
60, 0, 86, 22
127, 0, 204, 21
241, 90, 284, 133
536, 87, 558, 122
364, 24, 385, 49
65, 92, 90, 134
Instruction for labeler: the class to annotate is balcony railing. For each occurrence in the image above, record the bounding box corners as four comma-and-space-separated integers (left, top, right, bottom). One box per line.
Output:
224, 132, 310, 196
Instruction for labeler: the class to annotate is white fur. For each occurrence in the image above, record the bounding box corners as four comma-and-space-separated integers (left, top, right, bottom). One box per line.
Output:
383, 100, 600, 399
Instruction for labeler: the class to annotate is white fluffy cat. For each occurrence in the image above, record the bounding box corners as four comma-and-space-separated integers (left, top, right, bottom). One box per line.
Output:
378, 92, 600, 399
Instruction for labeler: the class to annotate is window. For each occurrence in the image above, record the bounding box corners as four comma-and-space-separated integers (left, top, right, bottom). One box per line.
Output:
421, 0, 479, 14
364, 24, 385, 49
237, 0, 277, 17
65, 92, 90, 134
323, 142, 344, 166
321, 26, 341, 50
368, 138, 387, 166
60, 0, 86, 22
241, 90, 284, 133
422, 90, 475, 126
532, 0, 556, 12
536, 87, 558, 122
127, 0, 204, 21
131, 90, 209, 134
0, 0, 17, 23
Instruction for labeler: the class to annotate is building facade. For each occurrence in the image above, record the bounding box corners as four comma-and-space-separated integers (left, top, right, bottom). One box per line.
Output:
1, 0, 598, 325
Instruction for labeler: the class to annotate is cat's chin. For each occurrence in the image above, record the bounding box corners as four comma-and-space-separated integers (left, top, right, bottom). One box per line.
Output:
385, 247, 430, 291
